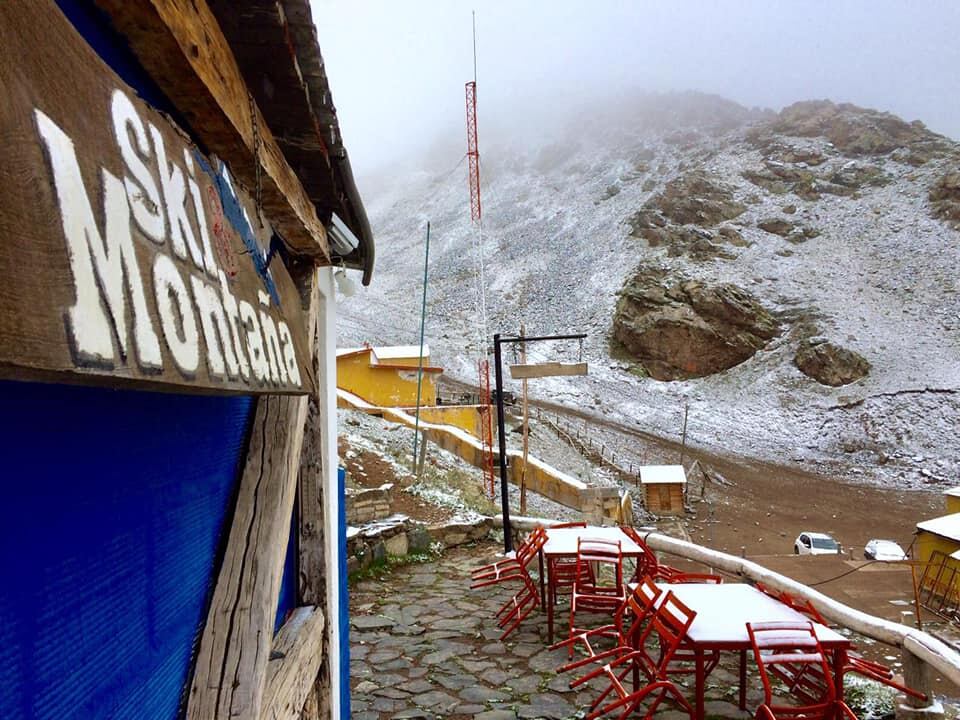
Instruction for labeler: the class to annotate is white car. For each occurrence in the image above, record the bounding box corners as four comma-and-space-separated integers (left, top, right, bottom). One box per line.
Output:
864, 539, 907, 562
794, 532, 840, 555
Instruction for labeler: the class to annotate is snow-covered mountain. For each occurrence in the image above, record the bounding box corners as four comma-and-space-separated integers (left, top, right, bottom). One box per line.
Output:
339, 92, 960, 490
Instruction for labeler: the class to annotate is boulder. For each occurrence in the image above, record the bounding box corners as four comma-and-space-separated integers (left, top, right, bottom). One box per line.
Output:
613, 269, 780, 381
794, 339, 870, 386
757, 217, 795, 236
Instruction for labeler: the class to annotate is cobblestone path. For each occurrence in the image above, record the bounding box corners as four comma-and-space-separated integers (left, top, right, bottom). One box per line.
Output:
349, 545, 769, 719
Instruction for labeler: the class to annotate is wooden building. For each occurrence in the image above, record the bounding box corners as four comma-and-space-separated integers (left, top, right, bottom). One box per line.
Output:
0, 2, 372, 719
639, 465, 687, 515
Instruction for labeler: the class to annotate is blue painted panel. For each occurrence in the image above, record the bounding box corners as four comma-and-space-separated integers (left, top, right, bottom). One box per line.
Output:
275, 503, 298, 632
0, 380, 253, 720
338, 466, 350, 717
53, 0, 189, 139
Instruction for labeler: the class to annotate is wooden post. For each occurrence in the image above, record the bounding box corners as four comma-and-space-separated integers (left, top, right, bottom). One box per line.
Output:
187, 271, 319, 720
416, 431, 428, 477
901, 648, 934, 710
680, 403, 689, 467
519, 324, 529, 516
187, 394, 310, 720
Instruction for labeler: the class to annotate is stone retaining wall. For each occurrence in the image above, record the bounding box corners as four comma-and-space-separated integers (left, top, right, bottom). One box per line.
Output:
346, 515, 497, 577
344, 483, 394, 525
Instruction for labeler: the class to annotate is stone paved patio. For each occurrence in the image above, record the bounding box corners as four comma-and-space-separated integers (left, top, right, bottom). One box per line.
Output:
349, 545, 785, 720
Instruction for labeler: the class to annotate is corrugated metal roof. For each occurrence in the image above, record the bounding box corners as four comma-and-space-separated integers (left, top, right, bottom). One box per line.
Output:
917, 513, 960, 543
638, 465, 687, 485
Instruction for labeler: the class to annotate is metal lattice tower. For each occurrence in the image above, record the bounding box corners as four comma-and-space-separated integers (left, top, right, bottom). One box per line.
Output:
465, 81, 481, 224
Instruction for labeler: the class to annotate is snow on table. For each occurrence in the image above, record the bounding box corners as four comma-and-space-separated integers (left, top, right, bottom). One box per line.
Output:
542, 526, 646, 557
654, 583, 849, 647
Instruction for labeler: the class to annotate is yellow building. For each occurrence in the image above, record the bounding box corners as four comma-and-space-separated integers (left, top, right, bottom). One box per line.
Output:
915, 487, 960, 564
336, 345, 442, 408
914, 488, 960, 611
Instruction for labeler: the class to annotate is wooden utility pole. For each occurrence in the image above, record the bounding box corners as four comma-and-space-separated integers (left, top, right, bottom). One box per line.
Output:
679, 403, 689, 466
519, 324, 529, 515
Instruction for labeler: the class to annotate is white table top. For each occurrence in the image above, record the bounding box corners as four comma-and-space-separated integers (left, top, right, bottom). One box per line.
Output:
542, 526, 645, 557
653, 583, 849, 648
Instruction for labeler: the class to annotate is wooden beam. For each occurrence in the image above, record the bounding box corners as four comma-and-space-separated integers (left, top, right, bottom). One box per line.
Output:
509, 362, 589, 379
297, 270, 335, 719
261, 606, 326, 720
94, 0, 330, 260
185, 393, 309, 720
186, 271, 319, 720
298, 320, 326, 606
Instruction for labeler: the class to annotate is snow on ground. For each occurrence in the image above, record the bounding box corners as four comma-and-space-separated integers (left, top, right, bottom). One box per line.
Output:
339, 95, 960, 492
340, 408, 581, 521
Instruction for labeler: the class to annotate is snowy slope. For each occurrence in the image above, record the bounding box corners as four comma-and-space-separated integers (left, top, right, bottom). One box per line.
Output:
338, 93, 960, 490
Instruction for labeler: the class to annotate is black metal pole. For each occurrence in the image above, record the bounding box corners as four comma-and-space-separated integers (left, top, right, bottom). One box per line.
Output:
493, 333, 513, 554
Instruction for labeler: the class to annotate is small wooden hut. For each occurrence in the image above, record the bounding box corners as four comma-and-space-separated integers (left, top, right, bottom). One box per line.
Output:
639, 465, 687, 515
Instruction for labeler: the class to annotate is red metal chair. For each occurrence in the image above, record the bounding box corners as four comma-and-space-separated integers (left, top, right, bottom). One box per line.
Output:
547, 522, 593, 606
747, 621, 858, 720
471, 526, 546, 589
760, 588, 925, 701
551, 576, 662, 667
667, 572, 724, 584
568, 538, 627, 643
841, 653, 927, 702
494, 564, 542, 640
569, 590, 697, 720
620, 525, 677, 583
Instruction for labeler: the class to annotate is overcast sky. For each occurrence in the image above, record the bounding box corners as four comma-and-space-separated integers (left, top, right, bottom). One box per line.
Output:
312, 1, 960, 186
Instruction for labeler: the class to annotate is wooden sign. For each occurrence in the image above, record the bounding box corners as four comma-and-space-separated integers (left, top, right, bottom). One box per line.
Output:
0, 2, 314, 395
509, 362, 589, 379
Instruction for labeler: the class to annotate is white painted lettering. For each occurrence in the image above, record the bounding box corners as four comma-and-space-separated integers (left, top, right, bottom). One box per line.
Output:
277, 321, 301, 386
153, 254, 200, 374
190, 275, 239, 379
150, 124, 204, 270
183, 149, 219, 278
239, 299, 269, 382
219, 271, 251, 380
111, 90, 165, 244
36, 109, 162, 369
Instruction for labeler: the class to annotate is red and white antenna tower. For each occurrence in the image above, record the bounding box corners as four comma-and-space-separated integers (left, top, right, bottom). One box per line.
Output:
465, 87, 481, 222
465, 12, 495, 498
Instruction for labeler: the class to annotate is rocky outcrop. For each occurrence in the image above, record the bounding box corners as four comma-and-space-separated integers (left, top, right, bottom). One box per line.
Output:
648, 172, 746, 226
756, 218, 820, 243
613, 269, 781, 381
930, 172, 960, 225
794, 338, 870, 386
627, 173, 746, 260
771, 100, 951, 159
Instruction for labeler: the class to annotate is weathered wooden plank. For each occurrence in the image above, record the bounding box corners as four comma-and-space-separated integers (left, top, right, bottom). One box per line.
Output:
94, 0, 330, 260
297, 271, 336, 720
186, 393, 309, 720
296, 267, 326, 607
509, 362, 589, 379
0, 0, 314, 395
260, 606, 326, 720
183, 267, 319, 719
